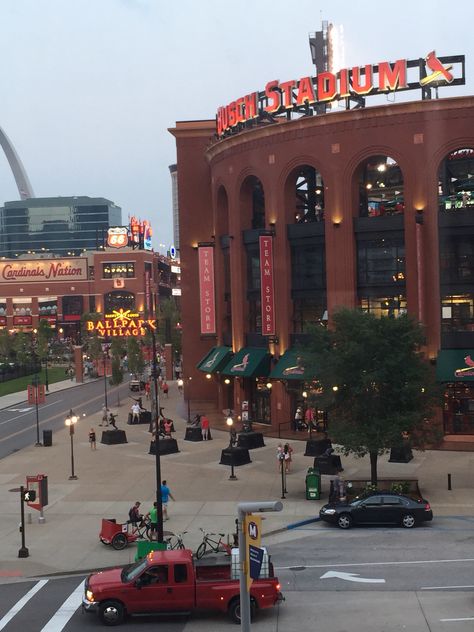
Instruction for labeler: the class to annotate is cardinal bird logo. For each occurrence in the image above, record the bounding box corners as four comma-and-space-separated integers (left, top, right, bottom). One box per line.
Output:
420, 51, 454, 86
454, 355, 474, 377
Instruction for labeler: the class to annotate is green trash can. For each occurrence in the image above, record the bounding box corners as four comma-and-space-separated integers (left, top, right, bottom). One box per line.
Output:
305, 467, 321, 500
135, 540, 167, 561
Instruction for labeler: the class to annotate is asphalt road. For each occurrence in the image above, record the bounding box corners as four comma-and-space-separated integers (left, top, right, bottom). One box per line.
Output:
0, 379, 132, 460
2, 521, 474, 631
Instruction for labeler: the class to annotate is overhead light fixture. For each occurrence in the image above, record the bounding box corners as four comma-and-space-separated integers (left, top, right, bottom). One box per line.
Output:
366, 183, 373, 190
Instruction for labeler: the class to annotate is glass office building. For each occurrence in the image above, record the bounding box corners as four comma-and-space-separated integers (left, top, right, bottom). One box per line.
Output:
0, 196, 121, 257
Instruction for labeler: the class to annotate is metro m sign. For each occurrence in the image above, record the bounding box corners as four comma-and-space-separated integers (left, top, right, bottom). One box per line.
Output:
198, 245, 216, 335
259, 235, 275, 336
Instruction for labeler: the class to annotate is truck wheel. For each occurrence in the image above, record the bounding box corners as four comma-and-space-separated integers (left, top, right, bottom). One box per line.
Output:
111, 533, 128, 550
228, 597, 256, 624
195, 542, 207, 559
99, 600, 125, 626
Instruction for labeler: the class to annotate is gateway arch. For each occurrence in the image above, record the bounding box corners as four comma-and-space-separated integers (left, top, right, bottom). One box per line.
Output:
0, 125, 34, 199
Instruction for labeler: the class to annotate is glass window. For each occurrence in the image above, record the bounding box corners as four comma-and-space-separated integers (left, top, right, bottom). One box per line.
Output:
247, 249, 260, 291
247, 298, 262, 333
381, 496, 403, 506
291, 244, 326, 291
62, 295, 83, 316
441, 294, 474, 332
102, 262, 135, 279
357, 239, 405, 286
292, 297, 327, 333
440, 237, 474, 283
104, 291, 135, 313
174, 564, 187, 583
361, 496, 383, 506
359, 295, 407, 318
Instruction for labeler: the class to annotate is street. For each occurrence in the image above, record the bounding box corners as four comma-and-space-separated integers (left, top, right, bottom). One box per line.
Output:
2, 521, 474, 631
0, 379, 135, 460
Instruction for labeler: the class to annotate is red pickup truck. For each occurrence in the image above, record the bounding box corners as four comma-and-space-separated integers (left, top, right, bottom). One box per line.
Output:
82, 549, 283, 626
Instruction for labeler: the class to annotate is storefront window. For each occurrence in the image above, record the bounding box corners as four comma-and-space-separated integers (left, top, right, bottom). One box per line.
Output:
38, 298, 58, 315
62, 295, 83, 318
102, 262, 135, 279
438, 148, 474, 213
250, 380, 271, 424
441, 294, 474, 332
358, 155, 404, 218
12, 299, 32, 316
358, 239, 405, 285
292, 297, 327, 333
359, 295, 407, 318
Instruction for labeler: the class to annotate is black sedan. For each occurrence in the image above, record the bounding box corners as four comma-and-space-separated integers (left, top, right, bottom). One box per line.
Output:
319, 491, 433, 529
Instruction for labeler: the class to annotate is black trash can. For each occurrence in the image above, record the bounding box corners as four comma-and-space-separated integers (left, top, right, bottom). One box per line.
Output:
43, 429, 53, 447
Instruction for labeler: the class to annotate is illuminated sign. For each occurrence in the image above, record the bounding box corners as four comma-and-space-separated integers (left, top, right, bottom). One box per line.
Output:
0, 259, 87, 282
216, 51, 465, 137
455, 355, 474, 378
86, 308, 156, 337
198, 246, 216, 335
259, 236, 275, 336
107, 227, 129, 249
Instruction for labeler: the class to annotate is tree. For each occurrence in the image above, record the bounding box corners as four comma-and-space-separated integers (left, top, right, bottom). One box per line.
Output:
0, 329, 14, 364
110, 354, 123, 385
304, 308, 439, 485
36, 320, 54, 362
127, 337, 145, 377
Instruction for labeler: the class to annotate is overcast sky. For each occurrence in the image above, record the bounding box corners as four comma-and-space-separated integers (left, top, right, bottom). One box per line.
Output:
0, 0, 471, 252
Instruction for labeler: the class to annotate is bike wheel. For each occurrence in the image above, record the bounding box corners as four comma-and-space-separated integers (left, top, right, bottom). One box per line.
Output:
196, 542, 207, 559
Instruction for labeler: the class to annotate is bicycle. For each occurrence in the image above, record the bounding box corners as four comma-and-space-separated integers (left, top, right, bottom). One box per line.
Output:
165, 531, 188, 550
195, 528, 232, 559
130, 517, 153, 541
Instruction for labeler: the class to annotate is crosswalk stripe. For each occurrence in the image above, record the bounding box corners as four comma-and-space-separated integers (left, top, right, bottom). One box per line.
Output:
39, 580, 85, 632
0, 579, 48, 631
40, 579, 85, 632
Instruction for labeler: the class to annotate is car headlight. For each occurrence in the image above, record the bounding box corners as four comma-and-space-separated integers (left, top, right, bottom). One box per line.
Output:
323, 509, 336, 515
86, 589, 95, 602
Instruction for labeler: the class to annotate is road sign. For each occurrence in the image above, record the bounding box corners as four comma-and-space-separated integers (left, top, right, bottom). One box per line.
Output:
26, 475, 48, 510
249, 545, 264, 580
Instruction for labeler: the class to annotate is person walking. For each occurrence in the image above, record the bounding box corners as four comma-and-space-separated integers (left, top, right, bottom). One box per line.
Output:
162, 382, 169, 398
276, 443, 284, 472
146, 502, 158, 540
89, 427, 96, 450
201, 414, 210, 440
161, 480, 175, 521
294, 406, 303, 431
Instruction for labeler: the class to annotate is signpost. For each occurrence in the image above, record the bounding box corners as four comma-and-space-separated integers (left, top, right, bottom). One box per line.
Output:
27, 380, 46, 446
18, 486, 36, 558
237, 502, 282, 632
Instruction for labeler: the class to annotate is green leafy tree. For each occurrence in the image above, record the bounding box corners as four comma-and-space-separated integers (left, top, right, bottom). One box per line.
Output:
0, 329, 14, 364
110, 354, 123, 385
127, 337, 145, 377
88, 335, 103, 363
14, 332, 35, 369
305, 308, 439, 485
36, 320, 54, 362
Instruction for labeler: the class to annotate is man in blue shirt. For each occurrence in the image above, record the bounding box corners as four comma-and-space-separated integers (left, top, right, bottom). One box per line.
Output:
161, 480, 175, 521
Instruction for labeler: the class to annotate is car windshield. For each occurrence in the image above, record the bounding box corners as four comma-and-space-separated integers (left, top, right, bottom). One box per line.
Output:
122, 558, 148, 583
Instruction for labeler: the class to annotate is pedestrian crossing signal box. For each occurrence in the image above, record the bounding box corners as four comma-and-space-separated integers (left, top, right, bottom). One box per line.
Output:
26, 474, 48, 510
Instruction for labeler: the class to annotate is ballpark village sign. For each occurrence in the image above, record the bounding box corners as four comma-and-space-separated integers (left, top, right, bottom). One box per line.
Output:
216, 51, 465, 137
86, 309, 156, 337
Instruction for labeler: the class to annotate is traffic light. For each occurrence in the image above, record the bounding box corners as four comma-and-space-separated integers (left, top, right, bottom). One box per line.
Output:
22, 489, 36, 503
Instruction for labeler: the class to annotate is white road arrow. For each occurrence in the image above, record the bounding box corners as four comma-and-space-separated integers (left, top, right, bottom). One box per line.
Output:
321, 570, 386, 584
8, 408, 32, 412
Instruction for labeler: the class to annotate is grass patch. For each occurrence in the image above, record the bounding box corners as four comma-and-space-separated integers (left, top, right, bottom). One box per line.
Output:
0, 366, 69, 398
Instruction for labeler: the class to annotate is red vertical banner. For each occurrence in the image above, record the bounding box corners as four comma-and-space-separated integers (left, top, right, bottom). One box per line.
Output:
198, 245, 216, 335
259, 235, 275, 336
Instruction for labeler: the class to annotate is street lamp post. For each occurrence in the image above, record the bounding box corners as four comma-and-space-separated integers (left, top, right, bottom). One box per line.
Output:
147, 325, 164, 544
226, 415, 237, 480
103, 342, 109, 410
43, 355, 49, 392
65, 409, 78, 480
32, 375, 42, 447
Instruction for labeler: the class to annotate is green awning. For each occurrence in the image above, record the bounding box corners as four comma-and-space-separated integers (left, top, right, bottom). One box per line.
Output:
196, 346, 233, 373
436, 349, 474, 382
269, 348, 314, 380
221, 347, 271, 378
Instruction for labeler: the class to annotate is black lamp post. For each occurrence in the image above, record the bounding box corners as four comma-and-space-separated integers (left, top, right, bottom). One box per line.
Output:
65, 409, 78, 480
32, 374, 42, 447
226, 415, 237, 480
103, 341, 109, 410
43, 354, 49, 392
147, 325, 164, 544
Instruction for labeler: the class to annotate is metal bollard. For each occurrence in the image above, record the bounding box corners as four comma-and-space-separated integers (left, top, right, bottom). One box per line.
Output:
448, 473, 452, 490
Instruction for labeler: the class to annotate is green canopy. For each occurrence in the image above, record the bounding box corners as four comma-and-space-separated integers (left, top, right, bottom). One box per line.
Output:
269, 348, 314, 381
436, 349, 474, 382
221, 347, 271, 378
196, 346, 233, 374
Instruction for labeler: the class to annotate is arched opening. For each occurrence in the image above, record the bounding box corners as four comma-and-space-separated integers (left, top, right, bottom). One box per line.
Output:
240, 175, 265, 230
290, 165, 325, 223
216, 185, 232, 348
438, 147, 474, 212
357, 155, 404, 217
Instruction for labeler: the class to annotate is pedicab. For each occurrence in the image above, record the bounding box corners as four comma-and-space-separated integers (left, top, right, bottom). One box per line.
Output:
99, 518, 150, 550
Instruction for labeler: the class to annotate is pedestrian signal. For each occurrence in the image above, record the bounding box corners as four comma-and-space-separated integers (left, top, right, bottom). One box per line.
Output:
22, 490, 36, 503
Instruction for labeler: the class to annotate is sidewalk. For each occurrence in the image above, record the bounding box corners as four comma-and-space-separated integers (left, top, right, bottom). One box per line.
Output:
1, 378, 474, 580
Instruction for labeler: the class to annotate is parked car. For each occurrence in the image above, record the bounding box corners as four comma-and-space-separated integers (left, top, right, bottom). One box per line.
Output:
319, 491, 433, 529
